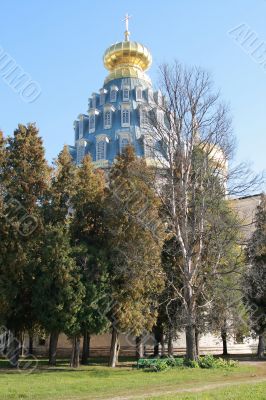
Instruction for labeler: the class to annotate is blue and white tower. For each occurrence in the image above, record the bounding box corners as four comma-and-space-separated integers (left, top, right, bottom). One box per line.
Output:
69, 15, 164, 168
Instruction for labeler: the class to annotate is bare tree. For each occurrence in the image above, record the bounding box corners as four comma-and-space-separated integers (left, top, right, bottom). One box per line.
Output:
147, 62, 259, 360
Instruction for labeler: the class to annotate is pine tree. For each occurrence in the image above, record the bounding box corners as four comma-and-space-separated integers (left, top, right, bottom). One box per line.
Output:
244, 194, 266, 358
105, 147, 165, 367
0, 124, 50, 367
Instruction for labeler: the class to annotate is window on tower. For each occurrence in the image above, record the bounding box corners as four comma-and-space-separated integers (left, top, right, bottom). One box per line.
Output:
120, 137, 129, 153
110, 89, 117, 102
123, 87, 130, 101
96, 140, 106, 160
104, 111, 112, 129
121, 108, 130, 127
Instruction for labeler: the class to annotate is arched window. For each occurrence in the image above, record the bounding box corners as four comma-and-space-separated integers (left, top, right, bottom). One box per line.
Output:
123, 87, 130, 101
121, 109, 130, 126
104, 111, 111, 128
110, 90, 117, 102
120, 137, 129, 153
96, 140, 106, 160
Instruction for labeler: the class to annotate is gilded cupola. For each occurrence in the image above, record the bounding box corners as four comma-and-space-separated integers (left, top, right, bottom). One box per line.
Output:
103, 14, 152, 84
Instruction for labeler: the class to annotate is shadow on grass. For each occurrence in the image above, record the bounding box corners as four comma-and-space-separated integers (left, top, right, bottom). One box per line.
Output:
0, 356, 137, 374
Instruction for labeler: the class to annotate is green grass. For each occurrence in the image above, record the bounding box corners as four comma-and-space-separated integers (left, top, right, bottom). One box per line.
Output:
0, 358, 265, 400
147, 382, 266, 399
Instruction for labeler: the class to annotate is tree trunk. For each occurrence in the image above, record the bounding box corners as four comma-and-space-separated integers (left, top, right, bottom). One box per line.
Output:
109, 326, 119, 367
168, 331, 174, 356
81, 331, 90, 365
257, 335, 265, 359
154, 342, 159, 356
161, 335, 166, 356
28, 334, 33, 355
7, 330, 20, 368
153, 325, 163, 357
185, 324, 197, 361
221, 327, 228, 356
195, 328, 200, 358
49, 331, 59, 366
20, 332, 25, 356
70, 335, 80, 368
136, 336, 144, 359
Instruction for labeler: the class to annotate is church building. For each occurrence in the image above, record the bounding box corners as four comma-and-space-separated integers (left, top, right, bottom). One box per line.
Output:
68, 15, 164, 168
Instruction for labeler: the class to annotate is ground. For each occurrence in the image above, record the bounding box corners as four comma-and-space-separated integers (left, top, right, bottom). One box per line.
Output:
1, 357, 266, 400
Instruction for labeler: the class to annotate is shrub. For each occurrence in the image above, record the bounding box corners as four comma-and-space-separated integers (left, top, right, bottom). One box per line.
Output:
165, 357, 184, 368
198, 354, 217, 369
138, 355, 238, 372
198, 355, 238, 369
138, 358, 170, 372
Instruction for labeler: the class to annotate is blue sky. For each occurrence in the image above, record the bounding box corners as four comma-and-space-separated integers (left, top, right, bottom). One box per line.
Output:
0, 0, 265, 175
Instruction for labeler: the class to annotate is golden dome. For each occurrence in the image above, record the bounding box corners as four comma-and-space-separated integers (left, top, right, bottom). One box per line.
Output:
103, 40, 152, 84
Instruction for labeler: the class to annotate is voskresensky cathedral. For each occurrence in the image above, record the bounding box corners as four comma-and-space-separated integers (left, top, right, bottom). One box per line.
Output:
68, 16, 164, 168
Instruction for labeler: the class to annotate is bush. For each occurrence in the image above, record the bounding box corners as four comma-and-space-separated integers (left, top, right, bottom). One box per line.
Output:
198, 355, 238, 369
138, 358, 170, 372
138, 355, 238, 372
198, 354, 217, 369
165, 357, 184, 368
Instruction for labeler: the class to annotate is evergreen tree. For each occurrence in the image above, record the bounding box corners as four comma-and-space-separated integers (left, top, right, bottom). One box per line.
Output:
44, 145, 76, 225
36, 145, 78, 365
32, 225, 84, 365
155, 236, 183, 357
70, 155, 109, 366
105, 147, 165, 367
244, 194, 266, 358
0, 124, 50, 366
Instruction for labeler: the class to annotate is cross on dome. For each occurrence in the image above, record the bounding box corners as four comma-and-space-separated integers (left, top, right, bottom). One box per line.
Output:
123, 13, 131, 41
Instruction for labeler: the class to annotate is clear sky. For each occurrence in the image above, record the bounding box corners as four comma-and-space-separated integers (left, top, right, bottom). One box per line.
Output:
0, 0, 265, 176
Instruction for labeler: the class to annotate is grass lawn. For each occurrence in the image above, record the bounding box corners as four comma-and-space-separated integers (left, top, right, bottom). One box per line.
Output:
0, 357, 265, 400
147, 381, 266, 399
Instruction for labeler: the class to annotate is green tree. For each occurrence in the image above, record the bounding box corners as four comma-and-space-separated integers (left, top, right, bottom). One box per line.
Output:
32, 224, 84, 366
105, 147, 165, 367
36, 145, 79, 365
244, 194, 266, 358
0, 124, 50, 367
44, 145, 76, 225
155, 236, 183, 357
70, 155, 109, 366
